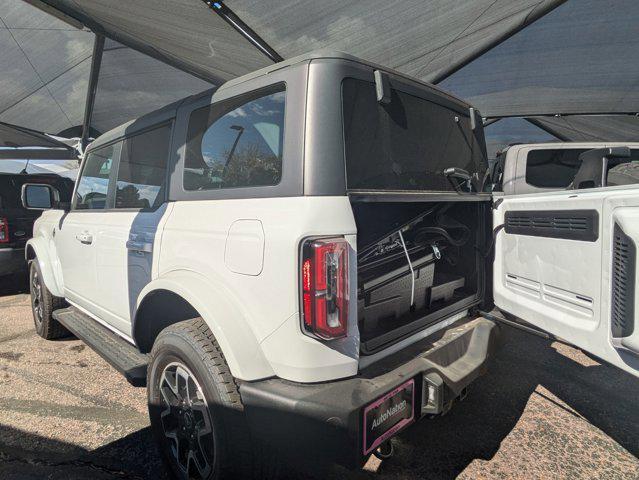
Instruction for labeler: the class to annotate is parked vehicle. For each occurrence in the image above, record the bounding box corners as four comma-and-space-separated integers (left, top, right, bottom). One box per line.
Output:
490, 142, 639, 195
22, 51, 639, 479
0, 147, 75, 279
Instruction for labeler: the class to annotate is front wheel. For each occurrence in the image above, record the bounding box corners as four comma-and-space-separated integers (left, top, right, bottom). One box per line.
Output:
29, 260, 68, 340
147, 318, 277, 480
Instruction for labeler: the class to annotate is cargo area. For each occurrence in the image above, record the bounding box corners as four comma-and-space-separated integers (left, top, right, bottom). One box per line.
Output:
352, 198, 489, 353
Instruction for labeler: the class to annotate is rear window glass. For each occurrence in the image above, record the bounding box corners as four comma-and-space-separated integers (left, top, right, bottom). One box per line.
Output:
525, 149, 589, 188
342, 78, 486, 192
184, 85, 285, 191
526, 148, 639, 188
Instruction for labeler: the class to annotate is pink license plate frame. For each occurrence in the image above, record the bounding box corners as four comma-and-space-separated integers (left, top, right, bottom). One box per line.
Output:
362, 378, 415, 456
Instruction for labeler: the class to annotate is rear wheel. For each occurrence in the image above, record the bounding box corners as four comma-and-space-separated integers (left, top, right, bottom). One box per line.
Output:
29, 260, 68, 340
147, 318, 277, 480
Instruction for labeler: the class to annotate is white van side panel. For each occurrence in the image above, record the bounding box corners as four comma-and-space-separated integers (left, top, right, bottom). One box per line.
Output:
494, 186, 639, 377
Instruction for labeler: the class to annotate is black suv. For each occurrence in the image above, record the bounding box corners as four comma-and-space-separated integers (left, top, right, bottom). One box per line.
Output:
0, 123, 78, 279
0, 170, 74, 278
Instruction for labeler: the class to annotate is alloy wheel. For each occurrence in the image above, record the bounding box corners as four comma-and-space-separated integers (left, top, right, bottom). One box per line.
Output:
31, 269, 43, 326
159, 362, 215, 479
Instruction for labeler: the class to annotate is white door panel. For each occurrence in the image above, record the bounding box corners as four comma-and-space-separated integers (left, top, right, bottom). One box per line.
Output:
494, 187, 639, 378
93, 203, 172, 336
55, 211, 101, 313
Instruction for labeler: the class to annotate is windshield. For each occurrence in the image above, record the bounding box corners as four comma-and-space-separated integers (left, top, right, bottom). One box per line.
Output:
342, 78, 486, 192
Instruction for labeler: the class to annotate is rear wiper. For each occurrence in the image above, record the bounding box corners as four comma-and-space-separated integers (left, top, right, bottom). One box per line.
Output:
443, 167, 475, 193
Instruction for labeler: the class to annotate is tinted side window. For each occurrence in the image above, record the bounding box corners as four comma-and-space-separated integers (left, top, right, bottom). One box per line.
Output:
116, 124, 171, 209
75, 144, 116, 210
184, 86, 285, 191
525, 149, 589, 188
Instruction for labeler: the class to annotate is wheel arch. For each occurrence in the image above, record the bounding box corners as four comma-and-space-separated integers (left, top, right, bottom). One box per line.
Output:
134, 270, 275, 381
25, 238, 64, 297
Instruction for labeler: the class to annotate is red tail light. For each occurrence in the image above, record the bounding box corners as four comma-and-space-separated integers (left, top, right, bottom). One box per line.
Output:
301, 237, 349, 340
0, 217, 8, 243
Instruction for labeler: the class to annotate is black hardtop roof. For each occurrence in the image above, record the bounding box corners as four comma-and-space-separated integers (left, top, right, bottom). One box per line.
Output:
88, 50, 475, 153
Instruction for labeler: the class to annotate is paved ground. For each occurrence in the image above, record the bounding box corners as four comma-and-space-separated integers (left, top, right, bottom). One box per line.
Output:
0, 275, 638, 479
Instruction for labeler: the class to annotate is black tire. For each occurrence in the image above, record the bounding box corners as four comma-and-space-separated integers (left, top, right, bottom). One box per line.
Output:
29, 260, 68, 340
147, 318, 278, 480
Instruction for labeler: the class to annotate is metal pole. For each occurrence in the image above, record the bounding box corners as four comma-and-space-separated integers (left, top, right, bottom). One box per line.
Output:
80, 34, 105, 151
203, 1, 283, 63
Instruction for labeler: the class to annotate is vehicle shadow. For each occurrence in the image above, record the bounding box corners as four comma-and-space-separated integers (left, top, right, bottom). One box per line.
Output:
0, 274, 28, 298
376, 325, 639, 480
0, 424, 168, 480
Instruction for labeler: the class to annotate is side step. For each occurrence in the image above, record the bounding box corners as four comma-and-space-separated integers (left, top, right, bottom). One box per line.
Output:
52, 307, 148, 387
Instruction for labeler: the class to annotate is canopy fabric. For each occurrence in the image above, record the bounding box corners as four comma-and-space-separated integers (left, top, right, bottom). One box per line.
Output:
35, 0, 271, 83
528, 115, 639, 143
0, 1, 213, 137
0, 0, 94, 134
3, 0, 637, 150
225, 0, 564, 83
484, 117, 557, 160
440, 0, 639, 118
0, 121, 74, 149
90, 39, 212, 135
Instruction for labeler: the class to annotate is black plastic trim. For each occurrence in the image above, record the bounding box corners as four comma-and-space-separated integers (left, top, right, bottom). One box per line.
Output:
611, 224, 636, 338
53, 307, 148, 386
504, 209, 599, 242
239, 317, 498, 468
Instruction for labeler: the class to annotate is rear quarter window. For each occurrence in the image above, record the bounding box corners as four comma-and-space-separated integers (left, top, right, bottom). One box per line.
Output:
184, 85, 285, 191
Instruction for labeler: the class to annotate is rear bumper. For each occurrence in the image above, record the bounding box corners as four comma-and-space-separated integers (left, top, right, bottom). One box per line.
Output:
0, 248, 26, 276
239, 316, 499, 468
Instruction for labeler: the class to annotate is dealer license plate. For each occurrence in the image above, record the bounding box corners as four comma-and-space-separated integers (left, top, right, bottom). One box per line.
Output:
363, 379, 415, 455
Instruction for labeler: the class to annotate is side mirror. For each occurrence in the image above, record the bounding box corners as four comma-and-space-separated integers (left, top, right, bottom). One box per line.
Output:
21, 184, 61, 210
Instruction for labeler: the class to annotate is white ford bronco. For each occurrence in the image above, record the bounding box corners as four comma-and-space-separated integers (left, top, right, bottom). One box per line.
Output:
22, 51, 639, 479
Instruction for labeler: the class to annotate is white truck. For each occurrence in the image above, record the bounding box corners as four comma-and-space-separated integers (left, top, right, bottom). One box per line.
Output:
22, 52, 639, 479
491, 142, 639, 195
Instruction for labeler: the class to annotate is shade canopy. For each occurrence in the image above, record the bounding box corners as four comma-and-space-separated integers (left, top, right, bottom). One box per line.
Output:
224, 0, 564, 83
484, 117, 557, 160
440, 0, 639, 118
0, 0, 214, 138
0, 0, 93, 135
33, 0, 272, 82
528, 115, 639, 143
90, 39, 212, 134
0, 0, 636, 152
0, 121, 74, 149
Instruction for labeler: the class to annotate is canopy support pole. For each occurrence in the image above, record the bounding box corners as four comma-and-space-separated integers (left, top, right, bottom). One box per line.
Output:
203, 1, 283, 63
80, 34, 105, 152
429, 0, 568, 85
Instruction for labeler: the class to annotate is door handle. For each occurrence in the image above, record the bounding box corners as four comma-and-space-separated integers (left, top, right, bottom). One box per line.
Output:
76, 232, 93, 245
126, 240, 153, 253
